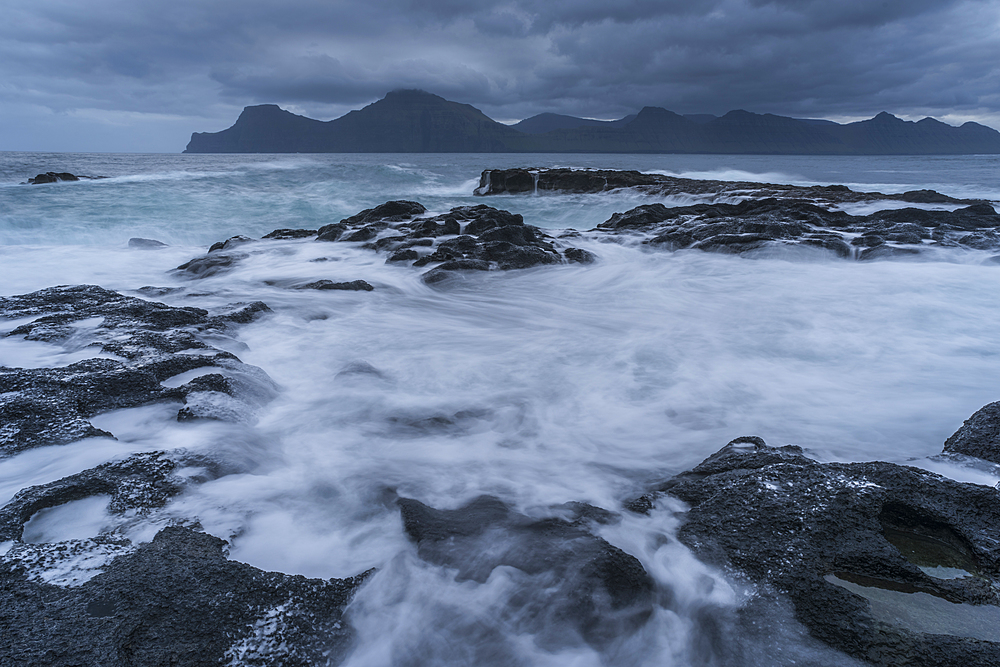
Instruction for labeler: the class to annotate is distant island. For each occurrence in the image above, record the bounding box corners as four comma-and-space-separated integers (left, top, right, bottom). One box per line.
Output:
184, 89, 1000, 155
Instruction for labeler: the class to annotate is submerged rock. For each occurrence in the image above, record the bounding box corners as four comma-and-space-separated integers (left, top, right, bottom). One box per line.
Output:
127, 237, 168, 249
629, 436, 1000, 665
398, 495, 655, 649
300, 279, 374, 291
0, 285, 274, 454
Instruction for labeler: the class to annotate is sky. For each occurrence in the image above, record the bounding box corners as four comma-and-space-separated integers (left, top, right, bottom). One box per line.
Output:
2, 0, 999, 153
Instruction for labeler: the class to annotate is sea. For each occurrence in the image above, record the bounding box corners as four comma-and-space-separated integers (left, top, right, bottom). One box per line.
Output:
2, 151, 1000, 665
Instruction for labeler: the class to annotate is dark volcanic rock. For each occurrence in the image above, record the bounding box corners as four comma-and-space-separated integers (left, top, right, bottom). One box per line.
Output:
174, 250, 248, 278
593, 198, 1000, 259
944, 402, 1000, 463
0, 285, 274, 454
307, 201, 580, 278
630, 437, 1000, 665
398, 495, 655, 649
27, 172, 80, 184
421, 259, 491, 284
0, 525, 371, 666
477, 168, 665, 195
209, 235, 255, 253
342, 200, 426, 225
300, 279, 374, 291
262, 228, 318, 240
0, 451, 219, 542
476, 168, 980, 207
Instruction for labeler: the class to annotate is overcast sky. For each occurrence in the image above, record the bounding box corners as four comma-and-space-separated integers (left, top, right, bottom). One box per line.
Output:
2, 0, 998, 152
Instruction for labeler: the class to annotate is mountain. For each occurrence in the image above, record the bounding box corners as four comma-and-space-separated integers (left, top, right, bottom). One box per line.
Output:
184, 91, 1000, 154
185, 90, 525, 153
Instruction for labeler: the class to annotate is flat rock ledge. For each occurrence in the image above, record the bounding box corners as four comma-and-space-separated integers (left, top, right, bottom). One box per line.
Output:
0, 285, 275, 455
474, 168, 979, 206
1, 521, 371, 666
627, 429, 1000, 666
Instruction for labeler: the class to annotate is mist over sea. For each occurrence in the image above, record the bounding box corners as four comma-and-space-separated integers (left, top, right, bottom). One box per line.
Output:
3, 151, 1000, 665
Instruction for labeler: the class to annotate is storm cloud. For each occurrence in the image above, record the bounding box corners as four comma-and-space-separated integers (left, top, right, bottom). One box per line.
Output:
2, 0, 998, 151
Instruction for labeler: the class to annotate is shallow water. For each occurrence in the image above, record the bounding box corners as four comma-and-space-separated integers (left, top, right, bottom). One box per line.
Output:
2, 151, 1000, 664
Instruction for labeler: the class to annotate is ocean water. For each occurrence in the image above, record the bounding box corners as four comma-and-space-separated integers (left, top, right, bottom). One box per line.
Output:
2, 151, 1000, 665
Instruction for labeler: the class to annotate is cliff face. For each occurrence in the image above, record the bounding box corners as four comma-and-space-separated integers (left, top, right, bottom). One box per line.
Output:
184, 91, 1000, 154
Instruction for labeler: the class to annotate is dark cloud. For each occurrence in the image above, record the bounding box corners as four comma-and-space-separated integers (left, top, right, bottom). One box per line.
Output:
0, 0, 997, 151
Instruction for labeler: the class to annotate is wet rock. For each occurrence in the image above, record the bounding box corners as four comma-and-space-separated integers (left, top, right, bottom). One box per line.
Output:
387, 249, 419, 263
959, 231, 1000, 250
0, 451, 221, 541
316, 223, 348, 242
476, 168, 663, 195
859, 245, 921, 261
0, 285, 274, 454
398, 495, 655, 649
128, 237, 168, 249
343, 224, 386, 243
421, 259, 491, 284
27, 172, 80, 184
564, 247, 597, 264
594, 197, 1000, 260
174, 251, 248, 278
208, 235, 255, 253
476, 168, 978, 207
0, 525, 371, 667
307, 201, 568, 275
944, 402, 1000, 463
343, 200, 426, 224
300, 279, 374, 292
262, 228, 317, 239
630, 436, 1000, 666
851, 234, 886, 247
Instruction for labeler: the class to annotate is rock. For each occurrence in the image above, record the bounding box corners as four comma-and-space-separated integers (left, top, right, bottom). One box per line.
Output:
174, 251, 248, 278
128, 237, 168, 249
300, 279, 374, 292
593, 197, 1000, 260
630, 437, 1000, 665
0, 451, 219, 541
262, 228, 317, 239
859, 245, 921, 261
398, 495, 654, 649
0, 525, 371, 666
476, 168, 977, 206
421, 259, 491, 284
0, 285, 274, 454
27, 172, 80, 184
564, 247, 597, 264
944, 402, 1000, 463
309, 201, 566, 274
342, 200, 426, 224
316, 223, 347, 242
208, 235, 254, 253
343, 224, 385, 242
387, 249, 419, 263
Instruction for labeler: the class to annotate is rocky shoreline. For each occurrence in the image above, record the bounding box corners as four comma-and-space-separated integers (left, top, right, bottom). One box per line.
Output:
4, 170, 1000, 665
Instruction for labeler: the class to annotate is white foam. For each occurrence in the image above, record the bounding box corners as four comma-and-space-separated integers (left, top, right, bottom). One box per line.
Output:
23, 494, 113, 543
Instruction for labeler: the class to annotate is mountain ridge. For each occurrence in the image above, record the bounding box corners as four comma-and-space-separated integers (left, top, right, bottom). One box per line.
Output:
184, 89, 1000, 154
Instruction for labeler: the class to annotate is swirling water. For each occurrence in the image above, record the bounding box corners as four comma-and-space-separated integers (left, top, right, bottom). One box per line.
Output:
2, 151, 1000, 664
